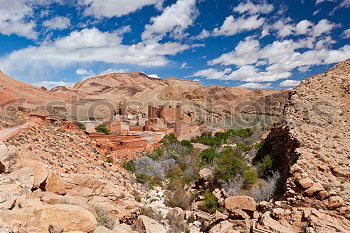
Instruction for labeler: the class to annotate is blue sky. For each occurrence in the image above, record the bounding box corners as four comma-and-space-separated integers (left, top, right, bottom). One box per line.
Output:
0, 0, 349, 90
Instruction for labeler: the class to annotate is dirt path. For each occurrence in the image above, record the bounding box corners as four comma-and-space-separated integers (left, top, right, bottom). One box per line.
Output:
0, 122, 31, 141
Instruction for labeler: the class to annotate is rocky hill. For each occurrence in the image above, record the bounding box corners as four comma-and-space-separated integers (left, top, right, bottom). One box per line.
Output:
256, 58, 350, 232
63, 72, 289, 122
0, 71, 69, 108
1, 124, 145, 232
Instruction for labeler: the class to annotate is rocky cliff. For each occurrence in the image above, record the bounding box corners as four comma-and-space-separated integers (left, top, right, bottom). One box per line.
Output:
256, 59, 350, 232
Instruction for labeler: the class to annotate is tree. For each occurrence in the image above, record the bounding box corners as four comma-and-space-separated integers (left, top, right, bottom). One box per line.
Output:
95, 125, 111, 135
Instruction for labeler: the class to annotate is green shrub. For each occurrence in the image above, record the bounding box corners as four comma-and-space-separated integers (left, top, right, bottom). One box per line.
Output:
106, 157, 113, 163
200, 147, 216, 163
136, 174, 162, 188
95, 125, 111, 135
160, 133, 178, 145
237, 143, 253, 152
243, 168, 258, 185
181, 140, 194, 151
232, 128, 253, 138
214, 147, 246, 181
147, 147, 165, 159
123, 160, 136, 172
199, 189, 220, 213
257, 155, 273, 176
77, 122, 86, 130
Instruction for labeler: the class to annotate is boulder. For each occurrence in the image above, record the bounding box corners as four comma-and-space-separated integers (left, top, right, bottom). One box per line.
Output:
298, 177, 313, 189
48, 224, 64, 233
45, 173, 66, 195
36, 204, 97, 232
209, 220, 238, 233
20, 159, 48, 189
0, 203, 97, 232
199, 168, 214, 181
134, 215, 166, 233
0, 143, 16, 174
305, 183, 324, 196
225, 196, 256, 212
95, 225, 136, 233
328, 196, 344, 209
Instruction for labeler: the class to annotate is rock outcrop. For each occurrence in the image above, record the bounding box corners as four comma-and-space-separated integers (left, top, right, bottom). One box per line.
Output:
255, 58, 350, 232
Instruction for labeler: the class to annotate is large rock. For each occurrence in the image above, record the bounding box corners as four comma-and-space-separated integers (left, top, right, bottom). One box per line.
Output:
225, 196, 256, 212
0, 143, 17, 173
199, 168, 214, 181
0, 203, 97, 232
20, 159, 48, 189
209, 220, 238, 233
45, 173, 66, 195
94, 224, 136, 233
134, 215, 166, 233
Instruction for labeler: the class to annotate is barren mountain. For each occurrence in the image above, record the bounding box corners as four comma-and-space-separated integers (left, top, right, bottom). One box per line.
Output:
0, 71, 69, 108
256, 58, 350, 232
64, 72, 289, 122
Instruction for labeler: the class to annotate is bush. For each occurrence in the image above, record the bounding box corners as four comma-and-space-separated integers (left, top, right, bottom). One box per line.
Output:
77, 122, 86, 130
249, 172, 280, 202
136, 174, 162, 188
243, 168, 258, 185
106, 157, 113, 163
123, 160, 136, 172
214, 147, 247, 181
95, 125, 111, 135
160, 133, 178, 145
222, 175, 244, 196
200, 147, 216, 163
181, 140, 194, 151
257, 155, 273, 177
95, 206, 115, 229
199, 189, 220, 213
237, 143, 253, 152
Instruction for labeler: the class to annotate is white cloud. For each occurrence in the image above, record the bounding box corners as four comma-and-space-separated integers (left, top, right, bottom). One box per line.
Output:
0, 28, 193, 81
192, 29, 210, 40
209, 37, 260, 66
0, 0, 37, 39
142, 0, 198, 41
279, 79, 301, 87
310, 19, 339, 37
76, 68, 93, 76
341, 29, 350, 39
192, 68, 232, 80
233, 1, 274, 15
265, 18, 338, 38
99, 68, 129, 75
148, 74, 160, 79
43, 16, 71, 30
32, 80, 74, 89
79, 0, 164, 18
239, 82, 271, 89
180, 62, 189, 69
295, 20, 314, 35
212, 15, 265, 37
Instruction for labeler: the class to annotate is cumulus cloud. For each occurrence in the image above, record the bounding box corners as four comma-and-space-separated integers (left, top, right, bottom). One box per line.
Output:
194, 34, 350, 84
239, 82, 271, 89
279, 79, 301, 87
142, 0, 198, 41
212, 15, 265, 37
192, 68, 232, 80
341, 29, 350, 38
148, 74, 160, 79
233, 1, 274, 15
264, 18, 339, 38
79, 0, 164, 18
0, 28, 193, 80
0, 0, 37, 39
32, 80, 74, 89
43, 16, 71, 30
76, 68, 93, 76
